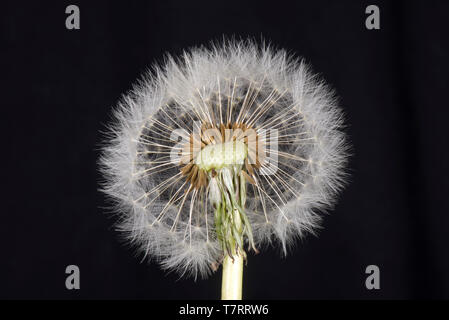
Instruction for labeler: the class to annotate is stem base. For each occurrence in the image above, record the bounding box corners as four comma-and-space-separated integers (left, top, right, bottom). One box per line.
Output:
221, 253, 243, 300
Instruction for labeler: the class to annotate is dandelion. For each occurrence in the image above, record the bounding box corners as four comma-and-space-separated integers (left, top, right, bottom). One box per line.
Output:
99, 40, 349, 299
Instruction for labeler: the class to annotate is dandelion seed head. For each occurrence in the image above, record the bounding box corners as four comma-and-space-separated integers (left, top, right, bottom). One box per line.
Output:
99, 39, 349, 279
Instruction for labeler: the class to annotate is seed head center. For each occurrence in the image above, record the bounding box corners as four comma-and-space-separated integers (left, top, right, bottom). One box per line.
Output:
195, 140, 247, 171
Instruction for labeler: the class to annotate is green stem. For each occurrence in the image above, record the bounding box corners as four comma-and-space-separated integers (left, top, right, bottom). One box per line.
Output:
213, 168, 253, 300
221, 208, 244, 300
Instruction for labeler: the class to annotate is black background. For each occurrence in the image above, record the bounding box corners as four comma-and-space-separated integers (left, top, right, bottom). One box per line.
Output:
1, 0, 448, 299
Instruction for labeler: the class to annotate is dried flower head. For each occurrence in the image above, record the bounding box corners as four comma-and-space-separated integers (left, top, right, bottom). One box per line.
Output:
100, 40, 349, 279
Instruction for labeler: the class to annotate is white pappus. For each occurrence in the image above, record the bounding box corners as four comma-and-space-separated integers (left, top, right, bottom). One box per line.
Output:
99, 40, 349, 280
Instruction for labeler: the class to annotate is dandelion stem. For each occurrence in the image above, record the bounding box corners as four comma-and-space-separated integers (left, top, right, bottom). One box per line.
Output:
221, 208, 244, 300
209, 158, 254, 299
